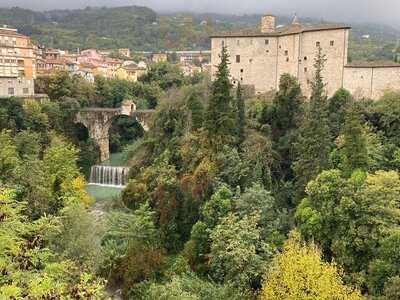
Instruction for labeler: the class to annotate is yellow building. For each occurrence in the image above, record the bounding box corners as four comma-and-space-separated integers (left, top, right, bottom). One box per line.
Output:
118, 48, 131, 58
0, 26, 36, 97
152, 53, 168, 63
105, 58, 123, 78
115, 63, 147, 82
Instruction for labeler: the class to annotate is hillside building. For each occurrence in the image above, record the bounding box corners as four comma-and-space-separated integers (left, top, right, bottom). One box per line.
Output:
0, 26, 36, 97
152, 53, 168, 63
210, 15, 400, 99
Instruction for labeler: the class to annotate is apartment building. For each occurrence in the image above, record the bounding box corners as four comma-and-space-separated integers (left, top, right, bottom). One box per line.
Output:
0, 26, 36, 97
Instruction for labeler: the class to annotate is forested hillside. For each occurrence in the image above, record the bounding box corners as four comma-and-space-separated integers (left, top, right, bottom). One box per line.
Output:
1, 40, 400, 297
0, 5, 399, 60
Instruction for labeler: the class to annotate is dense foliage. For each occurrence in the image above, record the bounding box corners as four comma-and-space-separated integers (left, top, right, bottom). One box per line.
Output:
2, 41, 400, 299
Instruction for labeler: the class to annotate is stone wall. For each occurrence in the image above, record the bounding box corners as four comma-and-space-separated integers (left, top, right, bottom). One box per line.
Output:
343, 66, 400, 99
297, 29, 349, 97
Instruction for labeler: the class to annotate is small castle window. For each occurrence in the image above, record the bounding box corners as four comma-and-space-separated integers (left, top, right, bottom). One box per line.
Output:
316, 41, 321, 47
279, 45, 282, 49
240, 69, 244, 73
236, 55, 241, 63
286, 57, 289, 62
285, 50, 289, 56
304, 56, 308, 61
241, 77, 243, 81
249, 58, 253, 63
265, 39, 269, 45
304, 67, 308, 72
221, 40, 225, 47
330, 40, 334, 46
266, 50, 270, 53
307, 79, 311, 84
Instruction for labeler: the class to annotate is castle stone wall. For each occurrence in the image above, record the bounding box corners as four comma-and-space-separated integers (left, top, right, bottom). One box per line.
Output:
344, 66, 400, 99
211, 16, 400, 100
298, 29, 349, 96
211, 28, 350, 97
211, 36, 280, 93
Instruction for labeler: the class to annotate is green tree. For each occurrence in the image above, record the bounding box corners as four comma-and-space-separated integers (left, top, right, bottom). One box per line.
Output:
14, 130, 41, 159
49, 201, 102, 272
209, 213, 272, 291
101, 203, 165, 293
236, 82, 246, 147
328, 88, 353, 138
22, 99, 49, 133
139, 61, 185, 90
0, 130, 19, 182
270, 74, 303, 140
235, 184, 285, 244
384, 276, 400, 300
367, 232, 400, 295
146, 273, 245, 300
296, 170, 400, 276
187, 90, 204, 131
0, 188, 105, 298
184, 186, 234, 271
205, 46, 236, 147
267, 74, 303, 181
293, 47, 331, 194
342, 107, 369, 174
14, 157, 53, 218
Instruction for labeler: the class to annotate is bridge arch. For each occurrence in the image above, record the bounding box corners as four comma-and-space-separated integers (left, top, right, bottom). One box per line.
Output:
75, 100, 153, 162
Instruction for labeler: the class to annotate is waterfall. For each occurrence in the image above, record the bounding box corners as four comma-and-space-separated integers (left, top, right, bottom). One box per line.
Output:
89, 165, 130, 187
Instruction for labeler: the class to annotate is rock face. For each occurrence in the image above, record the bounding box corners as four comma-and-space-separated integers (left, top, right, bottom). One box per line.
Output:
75, 100, 152, 162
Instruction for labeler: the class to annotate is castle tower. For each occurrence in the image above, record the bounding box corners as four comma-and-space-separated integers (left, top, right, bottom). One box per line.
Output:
261, 14, 276, 33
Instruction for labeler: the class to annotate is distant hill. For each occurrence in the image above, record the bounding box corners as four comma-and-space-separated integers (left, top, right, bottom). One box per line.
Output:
0, 6, 399, 60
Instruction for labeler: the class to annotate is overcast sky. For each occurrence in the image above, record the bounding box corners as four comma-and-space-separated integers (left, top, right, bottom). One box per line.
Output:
2, 0, 400, 27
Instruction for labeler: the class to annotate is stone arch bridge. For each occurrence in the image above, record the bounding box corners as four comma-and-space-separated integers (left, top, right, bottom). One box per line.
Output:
75, 100, 153, 162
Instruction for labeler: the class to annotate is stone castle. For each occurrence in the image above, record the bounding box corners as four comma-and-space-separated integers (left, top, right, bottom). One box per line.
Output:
210, 14, 400, 99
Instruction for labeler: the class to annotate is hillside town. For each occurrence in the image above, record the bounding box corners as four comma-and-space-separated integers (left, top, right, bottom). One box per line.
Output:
0, 25, 211, 98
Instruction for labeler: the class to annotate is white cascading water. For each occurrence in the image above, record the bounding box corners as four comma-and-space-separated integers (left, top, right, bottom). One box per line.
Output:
89, 165, 130, 187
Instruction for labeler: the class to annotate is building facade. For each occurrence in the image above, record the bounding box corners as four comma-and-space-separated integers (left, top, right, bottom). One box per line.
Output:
0, 27, 36, 97
210, 15, 400, 99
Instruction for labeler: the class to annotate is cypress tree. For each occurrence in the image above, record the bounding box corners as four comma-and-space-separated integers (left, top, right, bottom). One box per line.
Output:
187, 91, 204, 131
342, 107, 368, 174
236, 82, 245, 147
271, 74, 302, 140
293, 47, 332, 194
270, 74, 303, 180
205, 46, 236, 147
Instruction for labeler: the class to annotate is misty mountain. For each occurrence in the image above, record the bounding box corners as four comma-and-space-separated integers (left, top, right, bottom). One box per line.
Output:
3, 0, 400, 28
0, 5, 398, 60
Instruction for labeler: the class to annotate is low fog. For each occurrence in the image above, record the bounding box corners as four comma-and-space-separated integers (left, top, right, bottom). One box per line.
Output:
2, 0, 400, 27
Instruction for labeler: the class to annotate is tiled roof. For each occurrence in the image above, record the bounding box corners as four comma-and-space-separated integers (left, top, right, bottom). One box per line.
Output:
0, 29, 25, 38
345, 61, 400, 68
210, 23, 351, 38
